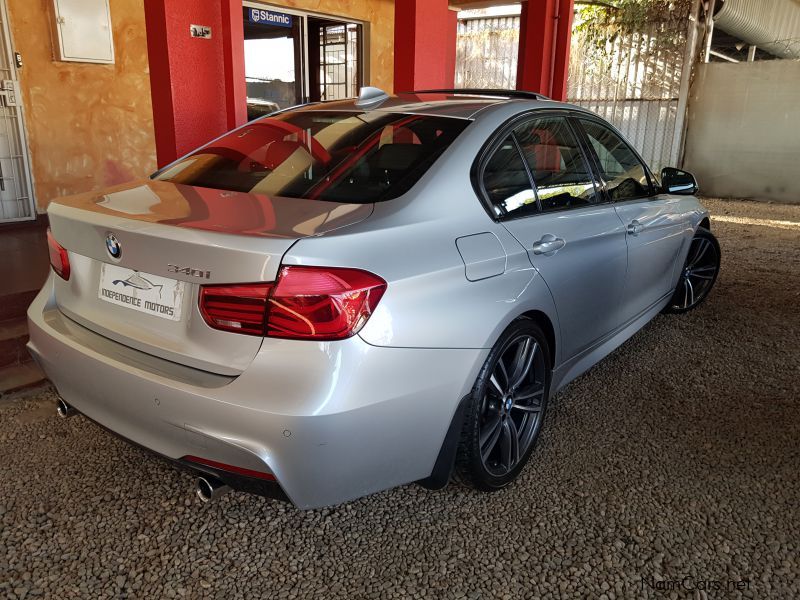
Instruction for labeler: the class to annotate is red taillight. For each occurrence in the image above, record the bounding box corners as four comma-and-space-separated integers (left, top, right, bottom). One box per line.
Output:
268, 266, 387, 340
198, 283, 273, 336
198, 266, 387, 340
47, 229, 70, 280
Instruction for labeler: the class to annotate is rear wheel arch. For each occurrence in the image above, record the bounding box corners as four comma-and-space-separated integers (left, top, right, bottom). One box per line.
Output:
517, 310, 556, 368
419, 309, 557, 490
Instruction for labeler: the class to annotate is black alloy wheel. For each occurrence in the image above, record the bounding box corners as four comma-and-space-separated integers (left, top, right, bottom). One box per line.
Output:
665, 227, 721, 313
457, 319, 551, 491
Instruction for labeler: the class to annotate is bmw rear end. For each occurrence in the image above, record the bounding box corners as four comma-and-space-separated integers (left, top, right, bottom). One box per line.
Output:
27, 101, 483, 508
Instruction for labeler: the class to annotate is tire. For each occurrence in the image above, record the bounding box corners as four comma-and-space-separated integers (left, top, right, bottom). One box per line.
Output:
456, 318, 551, 491
663, 227, 721, 314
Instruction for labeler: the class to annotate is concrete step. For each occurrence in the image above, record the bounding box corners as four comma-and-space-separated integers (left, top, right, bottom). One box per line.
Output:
0, 317, 31, 369
0, 361, 45, 395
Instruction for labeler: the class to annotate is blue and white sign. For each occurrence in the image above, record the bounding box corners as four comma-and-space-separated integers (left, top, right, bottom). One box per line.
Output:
248, 8, 293, 28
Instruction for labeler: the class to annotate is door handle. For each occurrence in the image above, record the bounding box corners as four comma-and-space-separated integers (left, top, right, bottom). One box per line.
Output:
627, 220, 644, 236
532, 234, 566, 256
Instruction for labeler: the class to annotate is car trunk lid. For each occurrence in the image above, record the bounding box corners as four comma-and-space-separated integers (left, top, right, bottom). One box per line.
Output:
47, 179, 373, 375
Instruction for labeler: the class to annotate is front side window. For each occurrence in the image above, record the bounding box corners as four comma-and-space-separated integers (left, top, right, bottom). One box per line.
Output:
481, 136, 537, 219
578, 118, 653, 202
513, 117, 600, 212
155, 111, 469, 203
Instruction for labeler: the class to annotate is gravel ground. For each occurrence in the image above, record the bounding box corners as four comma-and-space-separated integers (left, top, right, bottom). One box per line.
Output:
1, 198, 798, 599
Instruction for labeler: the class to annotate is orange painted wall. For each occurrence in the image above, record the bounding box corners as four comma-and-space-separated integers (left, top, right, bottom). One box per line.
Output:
7, 0, 157, 212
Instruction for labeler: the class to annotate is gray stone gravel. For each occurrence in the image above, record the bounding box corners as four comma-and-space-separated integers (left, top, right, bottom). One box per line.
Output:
1, 198, 799, 599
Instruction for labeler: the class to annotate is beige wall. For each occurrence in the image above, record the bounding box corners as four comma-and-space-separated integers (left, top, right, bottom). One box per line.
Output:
8, 0, 157, 212
683, 60, 800, 203
252, 0, 395, 91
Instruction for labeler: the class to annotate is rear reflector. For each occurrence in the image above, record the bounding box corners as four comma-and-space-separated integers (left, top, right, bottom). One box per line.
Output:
182, 455, 276, 481
198, 283, 273, 336
47, 229, 70, 281
198, 266, 386, 340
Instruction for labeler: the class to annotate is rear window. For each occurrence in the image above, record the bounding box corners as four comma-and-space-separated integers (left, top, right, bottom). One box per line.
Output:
155, 110, 469, 202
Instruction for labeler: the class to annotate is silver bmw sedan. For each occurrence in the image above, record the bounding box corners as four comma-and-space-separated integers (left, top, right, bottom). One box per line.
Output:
28, 90, 720, 509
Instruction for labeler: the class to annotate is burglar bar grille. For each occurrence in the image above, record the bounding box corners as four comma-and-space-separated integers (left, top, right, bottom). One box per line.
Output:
319, 23, 359, 101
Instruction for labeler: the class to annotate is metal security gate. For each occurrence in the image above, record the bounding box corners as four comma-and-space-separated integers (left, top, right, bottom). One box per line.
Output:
0, 0, 34, 221
317, 21, 360, 101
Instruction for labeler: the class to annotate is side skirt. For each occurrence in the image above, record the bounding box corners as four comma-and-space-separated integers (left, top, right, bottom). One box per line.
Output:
551, 291, 672, 393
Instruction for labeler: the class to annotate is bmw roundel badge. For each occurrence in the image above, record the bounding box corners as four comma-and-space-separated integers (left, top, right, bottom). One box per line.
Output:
106, 233, 122, 259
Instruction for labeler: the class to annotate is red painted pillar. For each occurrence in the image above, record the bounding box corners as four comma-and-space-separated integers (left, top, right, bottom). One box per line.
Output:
516, 0, 574, 101
144, 0, 178, 168
221, 0, 247, 130
145, 0, 246, 167
444, 8, 458, 88
551, 0, 575, 101
394, 0, 458, 92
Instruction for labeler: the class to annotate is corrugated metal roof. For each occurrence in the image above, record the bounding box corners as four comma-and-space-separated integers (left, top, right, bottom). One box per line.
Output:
714, 0, 800, 58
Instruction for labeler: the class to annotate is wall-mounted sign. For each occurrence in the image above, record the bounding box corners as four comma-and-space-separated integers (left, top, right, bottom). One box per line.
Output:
248, 8, 293, 28
190, 24, 212, 39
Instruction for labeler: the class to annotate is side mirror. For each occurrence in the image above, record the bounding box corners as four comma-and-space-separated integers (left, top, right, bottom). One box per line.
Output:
661, 167, 699, 195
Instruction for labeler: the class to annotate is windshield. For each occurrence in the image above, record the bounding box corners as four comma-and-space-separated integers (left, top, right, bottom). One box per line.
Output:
155, 110, 470, 203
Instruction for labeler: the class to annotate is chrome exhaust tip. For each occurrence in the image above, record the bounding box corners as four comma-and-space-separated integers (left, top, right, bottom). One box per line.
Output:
56, 398, 76, 419
195, 476, 231, 503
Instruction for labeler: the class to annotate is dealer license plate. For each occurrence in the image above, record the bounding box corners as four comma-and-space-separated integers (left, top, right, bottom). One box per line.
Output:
98, 263, 186, 321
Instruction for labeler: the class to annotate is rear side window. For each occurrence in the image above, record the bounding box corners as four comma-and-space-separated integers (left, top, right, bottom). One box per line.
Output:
482, 136, 537, 219
513, 116, 600, 212
578, 118, 653, 201
155, 111, 469, 203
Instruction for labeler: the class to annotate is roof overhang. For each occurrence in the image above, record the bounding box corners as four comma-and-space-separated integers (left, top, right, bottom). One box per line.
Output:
714, 0, 800, 59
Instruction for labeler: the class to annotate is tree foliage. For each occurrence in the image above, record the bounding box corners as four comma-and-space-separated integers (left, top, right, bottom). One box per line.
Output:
576, 0, 691, 37
574, 0, 691, 58
569, 0, 690, 102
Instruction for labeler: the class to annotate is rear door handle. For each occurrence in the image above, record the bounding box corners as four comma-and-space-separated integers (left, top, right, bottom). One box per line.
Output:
532, 234, 566, 256
627, 220, 644, 236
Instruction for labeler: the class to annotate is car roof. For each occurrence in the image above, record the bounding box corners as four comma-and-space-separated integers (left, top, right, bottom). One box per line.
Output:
299, 92, 578, 120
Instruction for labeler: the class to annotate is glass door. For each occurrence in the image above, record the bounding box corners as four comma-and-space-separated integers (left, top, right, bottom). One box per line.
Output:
243, 5, 305, 119
242, 3, 364, 119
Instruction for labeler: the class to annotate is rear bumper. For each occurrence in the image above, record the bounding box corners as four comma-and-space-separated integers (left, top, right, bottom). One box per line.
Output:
28, 275, 487, 508
74, 408, 290, 503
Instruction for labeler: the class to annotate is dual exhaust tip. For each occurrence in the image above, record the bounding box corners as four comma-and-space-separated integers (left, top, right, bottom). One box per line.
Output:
56, 398, 76, 419
56, 397, 232, 503
196, 475, 231, 503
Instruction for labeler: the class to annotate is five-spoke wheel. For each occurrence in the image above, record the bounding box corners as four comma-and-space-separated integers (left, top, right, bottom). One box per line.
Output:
457, 319, 551, 490
665, 227, 721, 313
